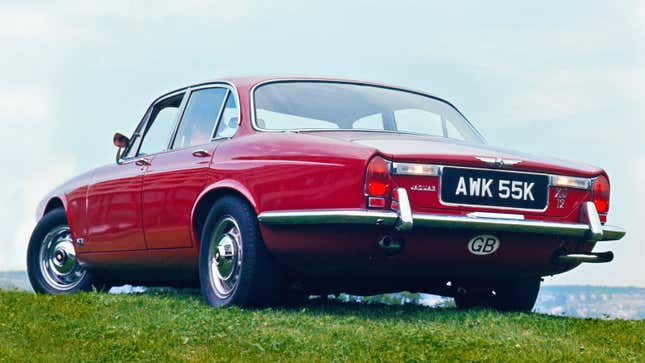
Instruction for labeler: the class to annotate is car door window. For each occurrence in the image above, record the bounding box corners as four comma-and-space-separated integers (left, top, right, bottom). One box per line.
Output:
214, 92, 240, 138
173, 88, 228, 149
139, 94, 184, 156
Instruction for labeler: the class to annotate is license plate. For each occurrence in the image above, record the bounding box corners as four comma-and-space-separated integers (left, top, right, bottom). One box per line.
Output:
441, 167, 549, 210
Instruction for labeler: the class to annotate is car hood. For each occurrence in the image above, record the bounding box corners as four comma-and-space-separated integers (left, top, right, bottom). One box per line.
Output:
304, 131, 604, 177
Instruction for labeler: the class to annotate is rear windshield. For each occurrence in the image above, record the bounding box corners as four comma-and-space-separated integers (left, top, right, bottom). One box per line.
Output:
253, 81, 485, 144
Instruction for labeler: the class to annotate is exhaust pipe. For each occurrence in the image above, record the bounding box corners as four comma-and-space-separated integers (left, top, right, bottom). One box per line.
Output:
377, 235, 403, 256
554, 251, 614, 264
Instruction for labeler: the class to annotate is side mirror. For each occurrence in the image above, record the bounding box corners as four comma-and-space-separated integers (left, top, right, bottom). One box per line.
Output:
113, 132, 130, 164
113, 132, 130, 148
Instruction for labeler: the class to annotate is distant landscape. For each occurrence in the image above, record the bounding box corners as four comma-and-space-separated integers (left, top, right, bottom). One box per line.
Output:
2, 271, 643, 320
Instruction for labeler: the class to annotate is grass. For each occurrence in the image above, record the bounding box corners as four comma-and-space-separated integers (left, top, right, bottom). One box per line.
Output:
0, 290, 643, 362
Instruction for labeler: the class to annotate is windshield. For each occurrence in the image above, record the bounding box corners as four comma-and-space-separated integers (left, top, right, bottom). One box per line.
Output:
253, 81, 485, 144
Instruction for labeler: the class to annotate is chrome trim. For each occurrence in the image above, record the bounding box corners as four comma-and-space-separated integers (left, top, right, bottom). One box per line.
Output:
466, 212, 525, 220
476, 157, 522, 168
257, 209, 625, 242
210, 89, 231, 139
135, 157, 151, 166
391, 162, 592, 199
169, 83, 240, 150
120, 81, 241, 162
248, 78, 487, 143
257, 210, 398, 226
192, 149, 211, 158
602, 225, 626, 241
554, 252, 614, 264
165, 89, 191, 151
207, 216, 243, 298
39, 226, 87, 291
395, 188, 413, 231
126, 89, 188, 159
581, 202, 603, 242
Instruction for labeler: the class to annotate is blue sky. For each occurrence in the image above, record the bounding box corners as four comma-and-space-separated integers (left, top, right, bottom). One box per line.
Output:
1, 1, 643, 286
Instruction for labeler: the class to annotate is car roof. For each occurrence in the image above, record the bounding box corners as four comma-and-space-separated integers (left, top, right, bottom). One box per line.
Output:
151, 76, 464, 121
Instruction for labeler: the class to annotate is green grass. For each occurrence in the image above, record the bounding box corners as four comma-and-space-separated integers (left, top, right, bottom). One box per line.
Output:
0, 290, 643, 362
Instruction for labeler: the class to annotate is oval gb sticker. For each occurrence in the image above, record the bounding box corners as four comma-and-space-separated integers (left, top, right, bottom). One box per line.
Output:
468, 235, 500, 255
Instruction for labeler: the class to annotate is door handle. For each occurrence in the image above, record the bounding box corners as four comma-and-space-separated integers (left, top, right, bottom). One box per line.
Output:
135, 158, 151, 166
192, 149, 211, 157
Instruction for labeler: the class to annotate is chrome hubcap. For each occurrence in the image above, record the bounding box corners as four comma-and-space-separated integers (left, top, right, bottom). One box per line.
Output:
208, 216, 242, 298
40, 226, 86, 290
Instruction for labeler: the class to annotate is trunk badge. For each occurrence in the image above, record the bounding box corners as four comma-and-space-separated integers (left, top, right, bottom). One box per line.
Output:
476, 157, 521, 168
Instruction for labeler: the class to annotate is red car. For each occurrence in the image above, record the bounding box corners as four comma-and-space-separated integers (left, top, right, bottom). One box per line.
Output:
27, 76, 625, 311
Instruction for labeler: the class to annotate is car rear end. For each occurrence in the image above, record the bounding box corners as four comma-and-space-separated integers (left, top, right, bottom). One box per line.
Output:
357, 154, 623, 279
259, 150, 624, 282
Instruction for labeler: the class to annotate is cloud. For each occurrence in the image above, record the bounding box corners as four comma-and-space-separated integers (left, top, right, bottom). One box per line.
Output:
504, 66, 642, 123
0, 88, 53, 123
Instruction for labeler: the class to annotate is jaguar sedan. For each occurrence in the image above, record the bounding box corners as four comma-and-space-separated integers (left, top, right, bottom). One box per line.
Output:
27, 76, 626, 311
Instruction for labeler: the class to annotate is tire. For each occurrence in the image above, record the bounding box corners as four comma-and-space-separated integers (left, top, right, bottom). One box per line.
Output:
198, 196, 284, 307
454, 278, 541, 312
27, 208, 95, 294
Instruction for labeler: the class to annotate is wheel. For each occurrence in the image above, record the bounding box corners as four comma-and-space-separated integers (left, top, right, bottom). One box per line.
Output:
27, 208, 95, 294
199, 196, 284, 307
454, 278, 541, 312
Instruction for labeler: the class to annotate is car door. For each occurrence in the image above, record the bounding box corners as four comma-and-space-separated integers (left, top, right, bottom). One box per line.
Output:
142, 84, 239, 249
84, 90, 187, 252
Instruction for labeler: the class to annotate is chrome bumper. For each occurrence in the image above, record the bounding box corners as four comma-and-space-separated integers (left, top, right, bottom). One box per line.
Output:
257, 188, 626, 243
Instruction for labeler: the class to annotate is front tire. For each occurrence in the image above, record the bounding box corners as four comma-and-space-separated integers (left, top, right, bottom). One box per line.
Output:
199, 196, 284, 307
27, 209, 94, 294
454, 278, 541, 312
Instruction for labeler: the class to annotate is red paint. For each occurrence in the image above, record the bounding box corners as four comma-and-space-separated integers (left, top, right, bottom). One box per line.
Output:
142, 143, 217, 249
34, 76, 616, 286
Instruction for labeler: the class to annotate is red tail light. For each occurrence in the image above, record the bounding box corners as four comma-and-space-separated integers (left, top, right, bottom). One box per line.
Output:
592, 175, 610, 216
365, 156, 390, 197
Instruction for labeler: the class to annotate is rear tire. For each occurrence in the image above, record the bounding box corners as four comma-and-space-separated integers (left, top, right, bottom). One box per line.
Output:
199, 196, 284, 307
454, 278, 541, 312
27, 209, 95, 294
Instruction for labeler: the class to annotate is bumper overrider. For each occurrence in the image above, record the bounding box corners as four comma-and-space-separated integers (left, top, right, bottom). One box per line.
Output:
257, 188, 626, 264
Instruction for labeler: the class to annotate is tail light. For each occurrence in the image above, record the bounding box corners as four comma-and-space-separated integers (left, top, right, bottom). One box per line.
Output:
592, 175, 610, 220
365, 156, 391, 208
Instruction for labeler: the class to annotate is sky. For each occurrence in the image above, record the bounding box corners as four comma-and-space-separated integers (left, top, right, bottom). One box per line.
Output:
0, 1, 643, 286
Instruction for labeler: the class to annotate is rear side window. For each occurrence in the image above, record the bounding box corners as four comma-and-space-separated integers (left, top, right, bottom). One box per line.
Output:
173, 88, 228, 149
214, 93, 240, 138
138, 94, 184, 156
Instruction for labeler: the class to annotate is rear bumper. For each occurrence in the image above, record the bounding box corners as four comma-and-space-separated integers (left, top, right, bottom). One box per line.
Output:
257, 189, 625, 243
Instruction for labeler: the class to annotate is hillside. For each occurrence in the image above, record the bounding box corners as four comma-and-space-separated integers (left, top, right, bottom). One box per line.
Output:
0, 290, 643, 362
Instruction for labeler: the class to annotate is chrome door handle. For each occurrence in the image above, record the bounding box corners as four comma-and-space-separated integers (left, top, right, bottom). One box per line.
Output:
135, 158, 151, 166
192, 149, 211, 157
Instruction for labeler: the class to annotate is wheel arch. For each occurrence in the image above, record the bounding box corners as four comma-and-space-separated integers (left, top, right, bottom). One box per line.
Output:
37, 195, 81, 245
191, 181, 258, 248
43, 197, 65, 216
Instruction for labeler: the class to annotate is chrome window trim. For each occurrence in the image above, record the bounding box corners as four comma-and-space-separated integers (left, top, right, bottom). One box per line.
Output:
248, 78, 487, 144
122, 88, 189, 160
169, 83, 240, 151
118, 81, 240, 162
119, 106, 153, 163
165, 89, 191, 151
